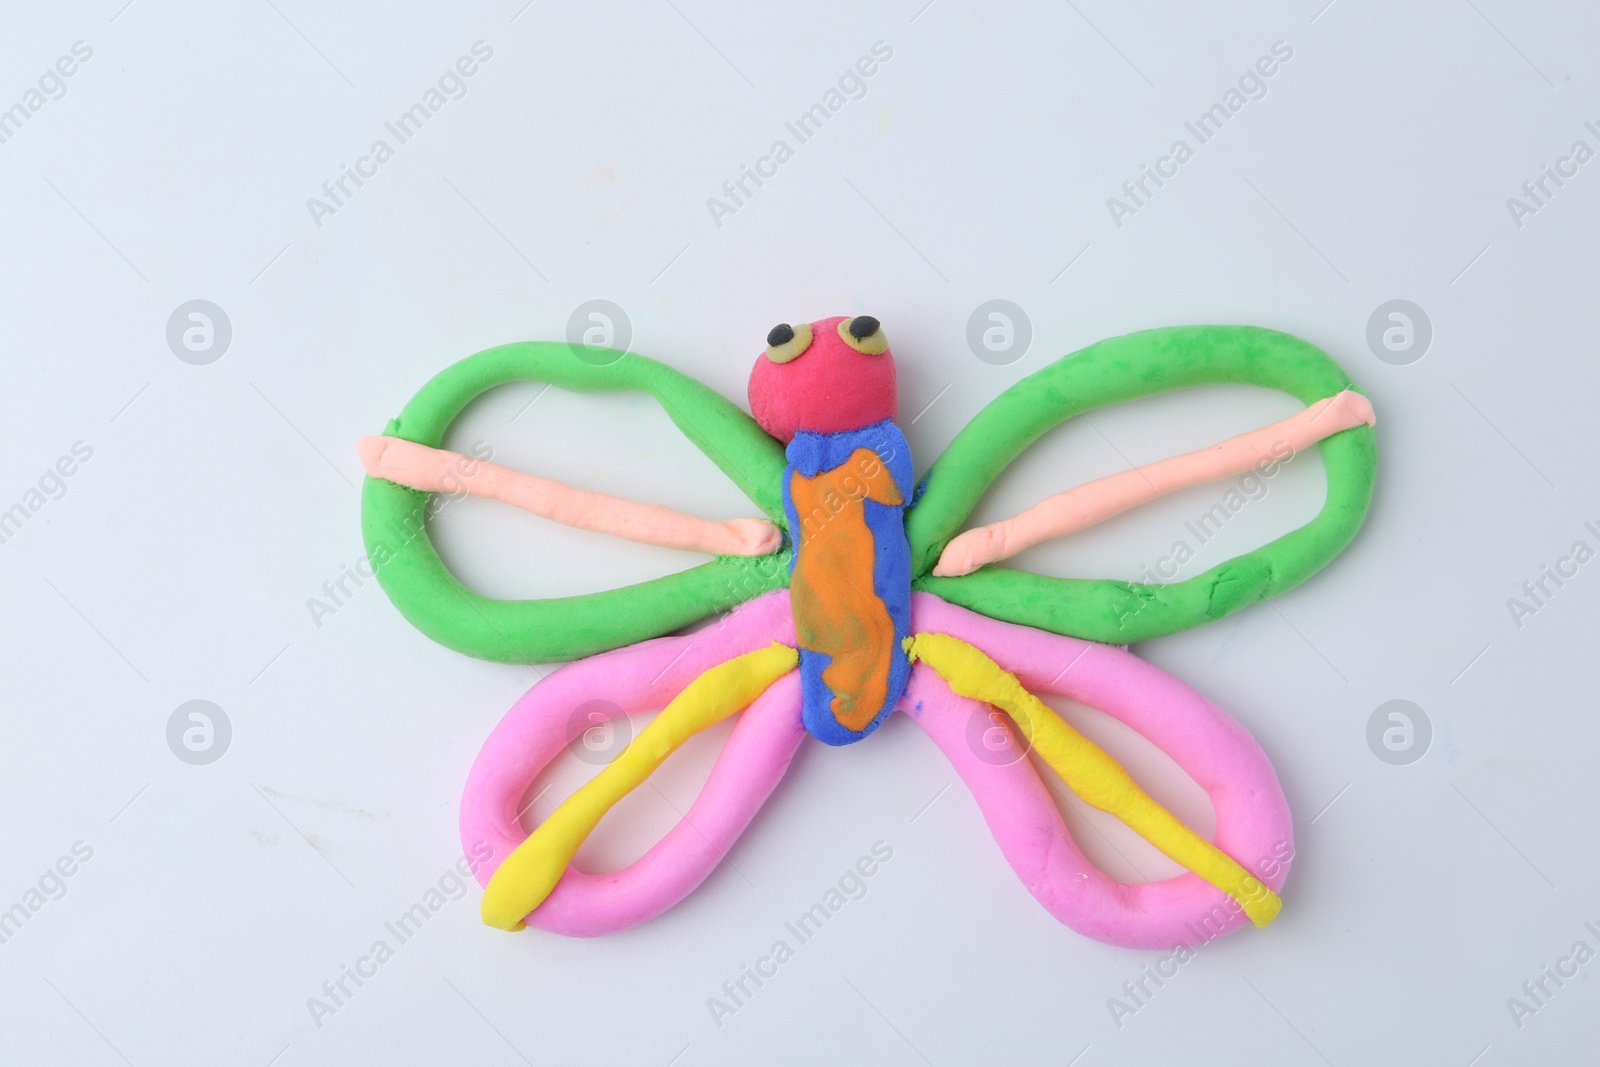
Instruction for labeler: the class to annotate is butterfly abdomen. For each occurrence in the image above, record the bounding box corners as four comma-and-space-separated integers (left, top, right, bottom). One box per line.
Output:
782, 420, 913, 745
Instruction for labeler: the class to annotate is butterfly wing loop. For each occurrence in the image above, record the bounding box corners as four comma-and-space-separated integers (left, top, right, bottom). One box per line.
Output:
909, 324, 1377, 643
461, 589, 803, 935
360, 342, 792, 663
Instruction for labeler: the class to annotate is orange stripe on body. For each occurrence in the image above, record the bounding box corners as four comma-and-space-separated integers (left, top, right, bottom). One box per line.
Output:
789, 448, 902, 733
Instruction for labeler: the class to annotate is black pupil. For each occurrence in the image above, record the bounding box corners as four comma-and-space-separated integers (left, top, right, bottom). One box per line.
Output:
767, 323, 795, 347
848, 315, 879, 339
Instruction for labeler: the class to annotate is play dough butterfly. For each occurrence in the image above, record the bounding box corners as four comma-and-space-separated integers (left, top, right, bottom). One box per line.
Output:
358, 316, 1375, 948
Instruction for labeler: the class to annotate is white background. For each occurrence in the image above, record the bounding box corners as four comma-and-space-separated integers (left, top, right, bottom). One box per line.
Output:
2, 1, 1597, 1064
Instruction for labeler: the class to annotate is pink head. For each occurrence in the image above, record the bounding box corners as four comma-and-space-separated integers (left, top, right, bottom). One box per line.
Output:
747, 315, 898, 444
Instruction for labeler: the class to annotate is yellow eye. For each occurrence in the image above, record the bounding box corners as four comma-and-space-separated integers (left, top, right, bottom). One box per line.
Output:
838, 315, 887, 355
765, 322, 813, 363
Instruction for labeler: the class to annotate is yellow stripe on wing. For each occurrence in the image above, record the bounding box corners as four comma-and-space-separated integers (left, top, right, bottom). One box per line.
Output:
904, 631, 1281, 928
481, 642, 799, 931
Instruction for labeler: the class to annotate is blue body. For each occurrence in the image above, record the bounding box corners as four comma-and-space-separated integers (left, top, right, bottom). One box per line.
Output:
781, 420, 914, 746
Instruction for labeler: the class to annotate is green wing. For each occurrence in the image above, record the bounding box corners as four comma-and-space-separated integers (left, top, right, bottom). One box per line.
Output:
361, 342, 789, 664
907, 325, 1377, 643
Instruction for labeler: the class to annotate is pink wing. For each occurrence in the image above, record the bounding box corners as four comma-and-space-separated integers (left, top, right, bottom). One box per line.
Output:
459, 590, 802, 936
463, 587, 1293, 945
902, 593, 1293, 949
